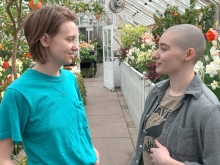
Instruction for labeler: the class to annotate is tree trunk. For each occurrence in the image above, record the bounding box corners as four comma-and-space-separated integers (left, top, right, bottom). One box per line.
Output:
12, 30, 19, 79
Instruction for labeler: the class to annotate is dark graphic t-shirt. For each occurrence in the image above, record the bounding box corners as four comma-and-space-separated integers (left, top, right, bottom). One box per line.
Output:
143, 87, 182, 165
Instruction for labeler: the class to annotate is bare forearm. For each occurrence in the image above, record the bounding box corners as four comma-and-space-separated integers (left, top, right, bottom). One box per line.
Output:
0, 160, 15, 165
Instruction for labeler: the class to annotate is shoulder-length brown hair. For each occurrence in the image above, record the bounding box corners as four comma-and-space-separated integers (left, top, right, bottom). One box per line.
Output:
23, 5, 77, 64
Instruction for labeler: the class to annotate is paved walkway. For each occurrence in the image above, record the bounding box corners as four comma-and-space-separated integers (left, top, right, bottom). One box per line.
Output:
84, 63, 138, 165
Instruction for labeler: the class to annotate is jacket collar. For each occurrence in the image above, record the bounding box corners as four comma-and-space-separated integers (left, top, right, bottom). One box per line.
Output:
157, 73, 203, 99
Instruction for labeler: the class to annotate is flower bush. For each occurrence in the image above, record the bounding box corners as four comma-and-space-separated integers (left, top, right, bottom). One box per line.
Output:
125, 32, 168, 82
79, 41, 97, 60
195, 25, 220, 100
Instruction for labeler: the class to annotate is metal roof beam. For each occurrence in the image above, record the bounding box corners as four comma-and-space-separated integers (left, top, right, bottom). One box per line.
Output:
125, 1, 155, 20
125, 0, 154, 16
123, 10, 151, 25
123, 9, 153, 25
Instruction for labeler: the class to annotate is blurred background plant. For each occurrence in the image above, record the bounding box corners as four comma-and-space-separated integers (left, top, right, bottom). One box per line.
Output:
76, 74, 87, 105
79, 41, 97, 60
125, 32, 168, 82
152, 0, 216, 40
70, 0, 104, 16
119, 23, 146, 49
195, 24, 220, 101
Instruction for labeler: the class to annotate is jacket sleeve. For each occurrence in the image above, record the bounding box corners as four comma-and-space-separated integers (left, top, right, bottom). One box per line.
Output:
184, 105, 220, 165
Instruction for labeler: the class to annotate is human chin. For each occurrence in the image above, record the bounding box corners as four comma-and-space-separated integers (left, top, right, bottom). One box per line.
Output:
155, 67, 165, 75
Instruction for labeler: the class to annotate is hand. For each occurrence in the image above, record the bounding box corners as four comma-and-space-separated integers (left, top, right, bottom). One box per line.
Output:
150, 140, 170, 165
94, 147, 100, 165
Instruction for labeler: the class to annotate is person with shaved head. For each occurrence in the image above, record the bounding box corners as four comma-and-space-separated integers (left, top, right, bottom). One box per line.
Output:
130, 24, 220, 165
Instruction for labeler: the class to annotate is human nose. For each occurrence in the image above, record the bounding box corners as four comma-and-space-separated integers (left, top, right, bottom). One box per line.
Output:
72, 42, 79, 51
152, 49, 159, 61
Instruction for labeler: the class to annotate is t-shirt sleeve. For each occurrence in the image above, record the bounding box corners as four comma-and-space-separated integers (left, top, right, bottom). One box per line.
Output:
0, 88, 30, 144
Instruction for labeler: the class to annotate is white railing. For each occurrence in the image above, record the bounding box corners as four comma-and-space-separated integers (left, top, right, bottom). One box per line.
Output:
120, 61, 154, 129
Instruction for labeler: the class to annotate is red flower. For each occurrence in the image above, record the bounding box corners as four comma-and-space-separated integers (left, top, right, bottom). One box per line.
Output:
205, 30, 219, 42
2, 61, 9, 69
26, 53, 31, 58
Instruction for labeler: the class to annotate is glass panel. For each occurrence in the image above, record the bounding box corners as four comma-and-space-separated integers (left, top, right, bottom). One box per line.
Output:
108, 29, 111, 45
108, 46, 111, 61
89, 31, 93, 41
104, 46, 109, 62
104, 30, 108, 46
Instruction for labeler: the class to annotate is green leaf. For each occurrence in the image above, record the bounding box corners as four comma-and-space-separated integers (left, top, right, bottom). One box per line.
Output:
34, 0, 38, 5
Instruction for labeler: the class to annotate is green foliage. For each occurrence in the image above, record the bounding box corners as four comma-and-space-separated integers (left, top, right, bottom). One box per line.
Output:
80, 66, 95, 78
76, 73, 87, 105
0, 2, 29, 61
152, 0, 216, 38
120, 23, 146, 49
68, 0, 104, 15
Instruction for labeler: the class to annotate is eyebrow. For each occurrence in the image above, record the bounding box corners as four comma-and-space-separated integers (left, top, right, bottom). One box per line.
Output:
158, 42, 170, 48
66, 35, 77, 38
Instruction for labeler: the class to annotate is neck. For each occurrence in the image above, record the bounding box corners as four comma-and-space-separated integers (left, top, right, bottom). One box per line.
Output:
168, 69, 195, 96
32, 62, 61, 76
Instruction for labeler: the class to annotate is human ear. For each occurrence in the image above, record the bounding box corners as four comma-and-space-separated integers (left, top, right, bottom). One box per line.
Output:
185, 48, 195, 62
40, 33, 49, 47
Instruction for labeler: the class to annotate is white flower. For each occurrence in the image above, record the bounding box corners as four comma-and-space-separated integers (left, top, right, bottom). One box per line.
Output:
130, 56, 135, 61
126, 52, 132, 57
1, 92, 4, 98
210, 46, 220, 56
205, 55, 209, 61
213, 59, 220, 66
211, 80, 219, 90
212, 40, 217, 48
212, 55, 220, 61
205, 62, 218, 77
194, 61, 204, 74
198, 13, 203, 21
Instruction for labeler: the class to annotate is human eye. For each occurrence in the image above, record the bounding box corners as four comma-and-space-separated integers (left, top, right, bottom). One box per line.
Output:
67, 38, 74, 42
160, 46, 168, 51
66, 35, 76, 40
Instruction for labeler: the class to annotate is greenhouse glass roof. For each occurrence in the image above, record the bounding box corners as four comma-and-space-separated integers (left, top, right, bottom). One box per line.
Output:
104, 0, 220, 26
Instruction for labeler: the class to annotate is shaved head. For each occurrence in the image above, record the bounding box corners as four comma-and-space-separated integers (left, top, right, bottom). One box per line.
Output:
164, 24, 206, 63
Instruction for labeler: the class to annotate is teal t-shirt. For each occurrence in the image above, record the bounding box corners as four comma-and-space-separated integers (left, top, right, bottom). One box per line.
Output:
0, 69, 97, 165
